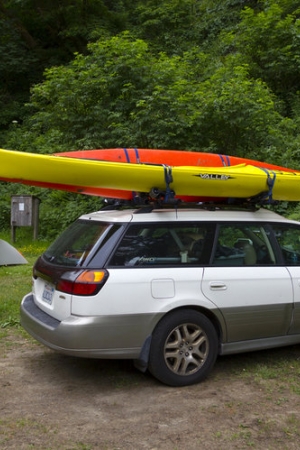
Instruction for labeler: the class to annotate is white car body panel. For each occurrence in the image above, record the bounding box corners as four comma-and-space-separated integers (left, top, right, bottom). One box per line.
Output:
71, 267, 214, 316
33, 276, 72, 321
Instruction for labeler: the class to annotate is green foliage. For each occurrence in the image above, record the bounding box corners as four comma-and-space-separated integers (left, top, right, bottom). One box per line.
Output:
0, 15, 37, 128
0, 184, 11, 230
1, 0, 300, 237
133, 0, 200, 53
28, 33, 154, 149
0, 0, 135, 131
18, 31, 294, 159
133, 0, 258, 53
3, 0, 300, 158
221, 1, 300, 111
38, 191, 103, 240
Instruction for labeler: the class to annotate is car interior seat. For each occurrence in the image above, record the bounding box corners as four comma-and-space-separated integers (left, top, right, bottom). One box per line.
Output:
234, 239, 257, 265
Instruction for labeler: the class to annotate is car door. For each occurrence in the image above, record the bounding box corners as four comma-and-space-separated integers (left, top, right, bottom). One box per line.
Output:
105, 221, 216, 316
270, 223, 300, 334
201, 222, 294, 343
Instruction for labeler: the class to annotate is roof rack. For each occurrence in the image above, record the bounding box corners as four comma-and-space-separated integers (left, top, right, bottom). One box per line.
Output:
101, 197, 262, 213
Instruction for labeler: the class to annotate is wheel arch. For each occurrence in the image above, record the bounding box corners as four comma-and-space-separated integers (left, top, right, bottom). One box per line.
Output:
134, 305, 223, 373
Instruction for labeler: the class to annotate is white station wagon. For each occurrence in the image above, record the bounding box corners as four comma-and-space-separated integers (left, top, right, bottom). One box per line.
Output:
21, 206, 300, 386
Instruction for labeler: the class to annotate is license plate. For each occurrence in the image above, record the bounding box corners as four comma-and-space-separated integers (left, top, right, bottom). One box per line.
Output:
42, 283, 55, 305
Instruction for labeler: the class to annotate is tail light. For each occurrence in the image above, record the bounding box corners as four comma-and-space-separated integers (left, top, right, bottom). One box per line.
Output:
57, 269, 109, 296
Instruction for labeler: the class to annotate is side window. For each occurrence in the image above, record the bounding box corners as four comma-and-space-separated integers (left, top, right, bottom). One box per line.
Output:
108, 223, 215, 267
211, 223, 275, 266
271, 224, 300, 265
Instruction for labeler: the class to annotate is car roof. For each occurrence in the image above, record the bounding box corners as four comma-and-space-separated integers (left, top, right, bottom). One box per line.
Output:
79, 207, 299, 225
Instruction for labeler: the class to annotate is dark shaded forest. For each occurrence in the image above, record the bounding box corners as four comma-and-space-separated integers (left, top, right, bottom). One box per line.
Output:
1, 0, 300, 236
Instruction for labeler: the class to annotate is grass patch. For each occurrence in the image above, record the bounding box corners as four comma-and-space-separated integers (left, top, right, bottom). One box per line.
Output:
0, 263, 33, 330
215, 346, 300, 398
0, 229, 50, 332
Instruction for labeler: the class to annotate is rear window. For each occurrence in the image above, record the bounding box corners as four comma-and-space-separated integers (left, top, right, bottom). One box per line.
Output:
43, 220, 114, 267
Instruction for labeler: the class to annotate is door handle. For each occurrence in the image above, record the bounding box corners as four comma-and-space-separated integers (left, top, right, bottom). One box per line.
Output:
209, 281, 227, 291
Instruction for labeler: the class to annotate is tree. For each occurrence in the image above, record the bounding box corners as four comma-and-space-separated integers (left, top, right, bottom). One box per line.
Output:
221, 1, 300, 113
9, 32, 290, 161
0, 0, 134, 130
0, 8, 38, 127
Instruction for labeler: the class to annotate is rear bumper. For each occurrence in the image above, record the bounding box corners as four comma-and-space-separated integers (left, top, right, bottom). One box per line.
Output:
21, 294, 160, 359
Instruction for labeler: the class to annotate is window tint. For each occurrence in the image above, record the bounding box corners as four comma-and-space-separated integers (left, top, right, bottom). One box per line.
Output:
43, 220, 116, 267
271, 224, 300, 265
109, 223, 215, 267
211, 223, 275, 266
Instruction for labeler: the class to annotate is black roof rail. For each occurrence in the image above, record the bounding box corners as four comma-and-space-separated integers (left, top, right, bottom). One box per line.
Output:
100, 197, 264, 212
134, 206, 154, 214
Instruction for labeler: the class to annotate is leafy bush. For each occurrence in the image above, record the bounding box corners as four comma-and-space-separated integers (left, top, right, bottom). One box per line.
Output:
38, 191, 103, 240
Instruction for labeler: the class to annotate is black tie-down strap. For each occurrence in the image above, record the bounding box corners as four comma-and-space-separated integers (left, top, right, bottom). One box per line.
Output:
149, 165, 179, 204
248, 168, 277, 205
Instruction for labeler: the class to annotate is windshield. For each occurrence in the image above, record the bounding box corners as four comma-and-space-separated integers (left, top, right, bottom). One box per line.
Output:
43, 220, 112, 267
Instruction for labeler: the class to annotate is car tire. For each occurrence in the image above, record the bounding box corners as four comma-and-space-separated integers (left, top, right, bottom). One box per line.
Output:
148, 309, 218, 387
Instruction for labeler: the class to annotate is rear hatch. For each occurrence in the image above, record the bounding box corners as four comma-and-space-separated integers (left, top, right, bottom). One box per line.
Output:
32, 219, 123, 321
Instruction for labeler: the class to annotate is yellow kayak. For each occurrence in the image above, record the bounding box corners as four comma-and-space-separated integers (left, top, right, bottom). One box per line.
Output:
0, 148, 299, 202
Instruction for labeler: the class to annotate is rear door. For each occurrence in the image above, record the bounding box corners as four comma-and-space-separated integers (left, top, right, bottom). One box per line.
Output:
201, 222, 293, 343
270, 223, 300, 335
105, 222, 216, 315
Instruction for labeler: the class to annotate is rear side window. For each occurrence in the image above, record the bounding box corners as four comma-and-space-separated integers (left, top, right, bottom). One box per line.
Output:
108, 223, 215, 267
271, 224, 300, 265
43, 220, 116, 267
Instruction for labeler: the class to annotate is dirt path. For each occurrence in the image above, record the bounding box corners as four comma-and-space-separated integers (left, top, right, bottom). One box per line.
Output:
1, 331, 300, 449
